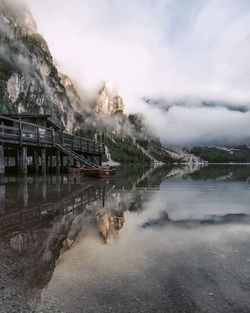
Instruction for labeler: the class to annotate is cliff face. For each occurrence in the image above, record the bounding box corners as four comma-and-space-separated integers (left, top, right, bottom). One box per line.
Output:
95, 84, 125, 114
0, 1, 173, 164
0, 0, 75, 131
59, 73, 82, 113
63, 80, 172, 164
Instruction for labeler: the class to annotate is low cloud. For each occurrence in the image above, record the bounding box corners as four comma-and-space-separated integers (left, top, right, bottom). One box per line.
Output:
144, 105, 250, 146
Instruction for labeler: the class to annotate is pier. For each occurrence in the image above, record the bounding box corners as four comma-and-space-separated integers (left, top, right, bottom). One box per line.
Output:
0, 180, 105, 237
0, 115, 105, 175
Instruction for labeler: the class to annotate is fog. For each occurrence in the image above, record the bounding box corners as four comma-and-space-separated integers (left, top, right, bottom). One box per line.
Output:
23, 0, 250, 145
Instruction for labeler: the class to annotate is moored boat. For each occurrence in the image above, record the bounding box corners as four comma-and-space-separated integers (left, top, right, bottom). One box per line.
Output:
81, 165, 116, 178
68, 166, 81, 175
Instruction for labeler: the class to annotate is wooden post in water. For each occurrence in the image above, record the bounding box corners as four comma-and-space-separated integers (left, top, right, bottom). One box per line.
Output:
61, 153, 65, 171
19, 177, 28, 207
74, 158, 77, 168
0, 144, 5, 175
15, 150, 19, 172
99, 155, 102, 166
42, 174, 47, 202
56, 149, 61, 174
19, 146, 27, 175
0, 183, 5, 214
41, 148, 46, 176
46, 155, 51, 172
67, 156, 71, 172
6, 151, 9, 168
33, 150, 39, 174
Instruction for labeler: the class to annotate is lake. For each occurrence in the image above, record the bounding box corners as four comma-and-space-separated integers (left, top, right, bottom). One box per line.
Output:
1, 164, 250, 313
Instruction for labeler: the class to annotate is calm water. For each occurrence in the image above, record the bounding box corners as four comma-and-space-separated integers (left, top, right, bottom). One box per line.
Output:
1, 165, 250, 313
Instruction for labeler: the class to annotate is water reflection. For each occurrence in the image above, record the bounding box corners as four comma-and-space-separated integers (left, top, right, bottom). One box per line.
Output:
0, 164, 250, 313
0, 165, 171, 312
142, 211, 250, 228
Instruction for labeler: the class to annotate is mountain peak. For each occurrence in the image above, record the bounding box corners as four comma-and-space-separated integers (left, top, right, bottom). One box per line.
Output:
96, 83, 124, 114
0, 0, 37, 35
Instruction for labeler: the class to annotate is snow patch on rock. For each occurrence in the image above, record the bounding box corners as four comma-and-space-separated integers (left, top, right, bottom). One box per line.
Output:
103, 145, 120, 167
163, 147, 207, 164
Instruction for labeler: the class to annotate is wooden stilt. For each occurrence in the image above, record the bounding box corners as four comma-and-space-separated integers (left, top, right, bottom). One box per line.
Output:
42, 175, 47, 202
61, 153, 64, 171
21, 178, 28, 207
19, 146, 27, 176
67, 156, 71, 171
56, 150, 61, 174
0, 144, 5, 175
0, 183, 5, 213
41, 148, 46, 176
33, 150, 39, 174
99, 155, 102, 166
74, 158, 77, 167
15, 150, 19, 172
46, 155, 50, 170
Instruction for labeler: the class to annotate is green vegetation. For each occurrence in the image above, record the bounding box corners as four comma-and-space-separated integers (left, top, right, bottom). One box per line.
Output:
136, 139, 174, 163
190, 146, 250, 163
137, 165, 175, 187
149, 146, 174, 164
106, 137, 151, 164
113, 165, 150, 189
0, 102, 15, 114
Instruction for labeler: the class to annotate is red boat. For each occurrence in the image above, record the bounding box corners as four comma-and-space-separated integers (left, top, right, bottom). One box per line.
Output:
81, 165, 116, 178
68, 167, 81, 175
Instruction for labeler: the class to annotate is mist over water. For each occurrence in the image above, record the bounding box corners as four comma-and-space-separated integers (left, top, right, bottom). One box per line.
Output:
1, 165, 250, 312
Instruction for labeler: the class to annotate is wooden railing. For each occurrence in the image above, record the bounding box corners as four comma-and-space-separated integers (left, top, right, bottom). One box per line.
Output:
0, 184, 105, 237
0, 115, 105, 154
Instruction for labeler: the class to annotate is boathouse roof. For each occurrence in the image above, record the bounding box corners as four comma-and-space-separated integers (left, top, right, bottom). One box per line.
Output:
0, 114, 61, 130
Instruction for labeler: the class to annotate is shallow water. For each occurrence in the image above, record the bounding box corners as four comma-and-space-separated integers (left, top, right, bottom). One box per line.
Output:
1, 165, 250, 313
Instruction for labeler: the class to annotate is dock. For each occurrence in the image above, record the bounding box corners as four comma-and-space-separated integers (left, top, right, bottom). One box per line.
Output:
0, 115, 105, 175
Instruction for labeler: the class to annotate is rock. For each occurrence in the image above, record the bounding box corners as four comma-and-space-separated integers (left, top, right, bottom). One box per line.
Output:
0, 0, 75, 132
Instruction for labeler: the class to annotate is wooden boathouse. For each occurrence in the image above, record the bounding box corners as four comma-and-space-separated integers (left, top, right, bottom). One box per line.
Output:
0, 114, 105, 175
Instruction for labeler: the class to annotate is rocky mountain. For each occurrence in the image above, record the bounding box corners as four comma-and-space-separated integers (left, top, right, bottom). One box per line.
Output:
0, 0, 75, 131
62, 78, 174, 164
0, 0, 183, 165
190, 145, 250, 163
2, 1, 249, 166
95, 84, 125, 115
59, 73, 82, 113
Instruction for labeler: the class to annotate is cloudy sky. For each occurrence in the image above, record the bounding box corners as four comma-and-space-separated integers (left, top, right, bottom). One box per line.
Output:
26, 0, 250, 146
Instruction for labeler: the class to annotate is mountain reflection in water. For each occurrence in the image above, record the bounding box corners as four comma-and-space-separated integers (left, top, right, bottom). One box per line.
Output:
1, 164, 250, 313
